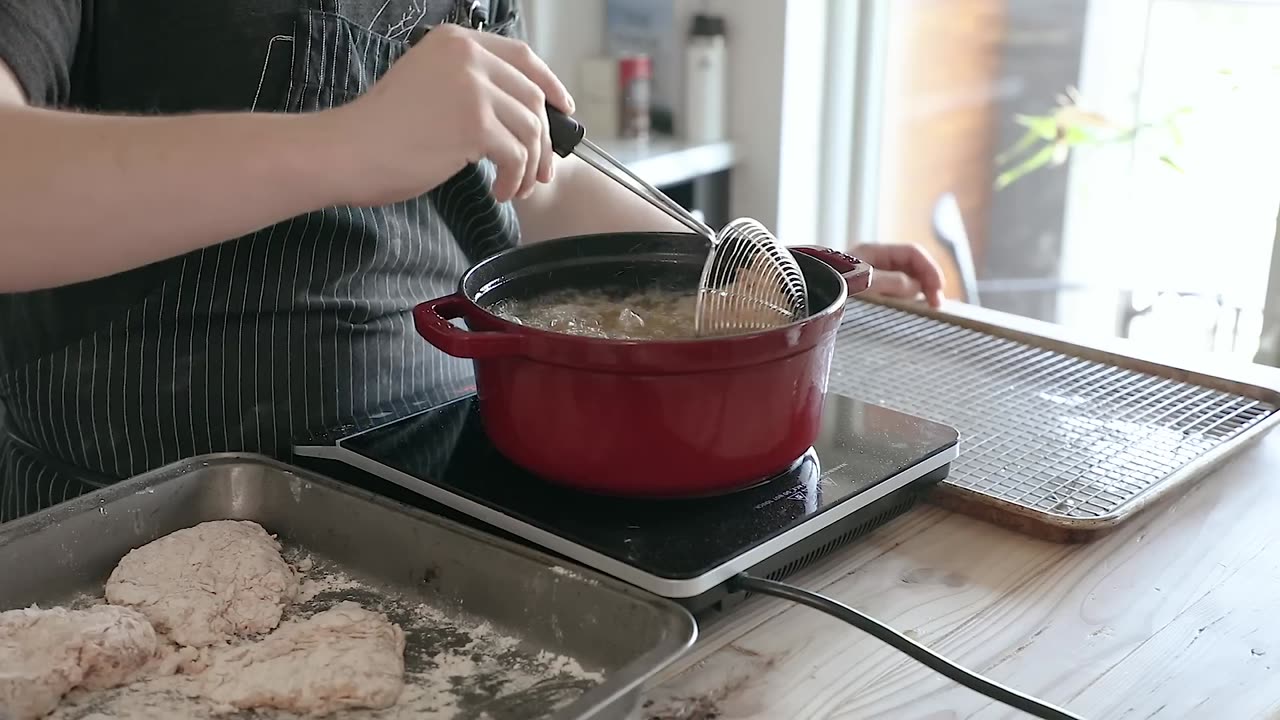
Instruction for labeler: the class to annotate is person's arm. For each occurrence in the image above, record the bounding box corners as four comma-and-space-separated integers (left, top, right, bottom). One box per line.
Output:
0, 67, 349, 292
0, 25, 572, 293
512, 152, 688, 243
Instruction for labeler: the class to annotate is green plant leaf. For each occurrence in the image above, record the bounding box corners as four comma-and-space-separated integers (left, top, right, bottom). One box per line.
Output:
1159, 154, 1184, 173
995, 126, 1043, 165
1014, 113, 1060, 141
1061, 125, 1095, 146
995, 144, 1059, 189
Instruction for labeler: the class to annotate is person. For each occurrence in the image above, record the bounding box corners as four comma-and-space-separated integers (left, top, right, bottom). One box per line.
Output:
0, 0, 945, 522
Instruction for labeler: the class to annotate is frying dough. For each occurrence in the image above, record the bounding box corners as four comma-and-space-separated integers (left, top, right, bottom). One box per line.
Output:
0, 604, 157, 720
104, 520, 298, 648
194, 601, 406, 715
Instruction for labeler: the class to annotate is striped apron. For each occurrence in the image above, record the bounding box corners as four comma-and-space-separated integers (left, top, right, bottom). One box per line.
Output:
0, 0, 521, 522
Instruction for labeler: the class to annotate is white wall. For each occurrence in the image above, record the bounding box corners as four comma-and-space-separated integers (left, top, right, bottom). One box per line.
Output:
702, 0, 791, 234
523, 0, 607, 95
524, 0, 813, 237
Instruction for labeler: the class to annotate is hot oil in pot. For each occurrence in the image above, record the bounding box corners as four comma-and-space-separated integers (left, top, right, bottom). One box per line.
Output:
489, 286, 702, 341
488, 265, 800, 341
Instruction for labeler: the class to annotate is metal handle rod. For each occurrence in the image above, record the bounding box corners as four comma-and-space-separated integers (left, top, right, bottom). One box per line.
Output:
573, 139, 718, 242
543, 102, 718, 242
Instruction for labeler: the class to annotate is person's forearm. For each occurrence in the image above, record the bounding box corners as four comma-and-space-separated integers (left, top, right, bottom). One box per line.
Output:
0, 104, 348, 292
513, 154, 688, 244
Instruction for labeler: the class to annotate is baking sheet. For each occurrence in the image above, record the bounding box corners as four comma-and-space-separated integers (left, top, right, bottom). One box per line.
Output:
0, 453, 696, 719
829, 297, 1280, 542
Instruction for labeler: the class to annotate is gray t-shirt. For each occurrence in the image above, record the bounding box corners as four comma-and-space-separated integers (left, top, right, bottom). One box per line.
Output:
0, 0, 525, 516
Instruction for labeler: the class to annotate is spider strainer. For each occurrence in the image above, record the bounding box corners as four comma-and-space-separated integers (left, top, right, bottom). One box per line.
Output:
546, 105, 808, 337
694, 217, 809, 335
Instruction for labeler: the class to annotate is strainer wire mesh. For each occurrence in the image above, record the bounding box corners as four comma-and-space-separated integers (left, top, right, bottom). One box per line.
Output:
694, 218, 809, 336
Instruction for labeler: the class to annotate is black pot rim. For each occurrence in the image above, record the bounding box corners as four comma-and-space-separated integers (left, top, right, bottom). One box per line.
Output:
455, 231, 851, 348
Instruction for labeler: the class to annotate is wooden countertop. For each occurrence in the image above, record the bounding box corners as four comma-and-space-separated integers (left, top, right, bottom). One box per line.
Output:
640, 302, 1280, 720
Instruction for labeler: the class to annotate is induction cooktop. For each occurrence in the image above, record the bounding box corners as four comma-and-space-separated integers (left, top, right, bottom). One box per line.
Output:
294, 391, 960, 613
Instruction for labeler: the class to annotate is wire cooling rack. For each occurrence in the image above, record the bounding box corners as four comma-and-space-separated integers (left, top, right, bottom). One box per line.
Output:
828, 299, 1280, 541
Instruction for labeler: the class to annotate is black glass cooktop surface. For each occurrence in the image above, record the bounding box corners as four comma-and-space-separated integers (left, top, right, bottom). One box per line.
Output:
332, 391, 959, 581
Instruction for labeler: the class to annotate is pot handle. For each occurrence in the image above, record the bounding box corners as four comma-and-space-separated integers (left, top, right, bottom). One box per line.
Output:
791, 245, 874, 295
413, 294, 524, 359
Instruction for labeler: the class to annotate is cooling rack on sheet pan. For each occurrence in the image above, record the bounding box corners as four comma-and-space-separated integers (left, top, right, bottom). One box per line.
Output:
827, 297, 1280, 542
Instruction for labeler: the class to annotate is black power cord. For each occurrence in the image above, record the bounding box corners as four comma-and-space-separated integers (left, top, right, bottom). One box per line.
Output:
731, 573, 1087, 720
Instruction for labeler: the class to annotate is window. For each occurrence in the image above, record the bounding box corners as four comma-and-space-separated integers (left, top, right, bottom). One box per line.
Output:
853, 0, 1280, 360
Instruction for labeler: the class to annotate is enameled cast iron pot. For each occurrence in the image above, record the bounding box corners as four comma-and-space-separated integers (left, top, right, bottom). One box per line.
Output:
413, 232, 872, 498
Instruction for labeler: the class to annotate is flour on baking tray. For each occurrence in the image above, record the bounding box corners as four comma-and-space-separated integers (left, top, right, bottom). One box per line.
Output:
45, 550, 604, 719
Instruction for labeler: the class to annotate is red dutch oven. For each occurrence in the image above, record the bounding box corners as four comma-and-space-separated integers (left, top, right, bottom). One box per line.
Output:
413, 231, 872, 498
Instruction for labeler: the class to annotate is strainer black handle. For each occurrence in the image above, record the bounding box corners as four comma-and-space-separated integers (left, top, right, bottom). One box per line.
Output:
546, 103, 586, 158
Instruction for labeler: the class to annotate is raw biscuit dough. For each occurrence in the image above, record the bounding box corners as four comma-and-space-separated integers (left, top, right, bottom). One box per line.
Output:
195, 601, 406, 715
104, 520, 298, 648
0, 604, 157, 720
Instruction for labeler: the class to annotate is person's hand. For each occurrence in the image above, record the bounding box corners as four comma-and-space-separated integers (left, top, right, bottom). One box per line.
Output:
849, 242, 946, 309
330, 24, 574, 207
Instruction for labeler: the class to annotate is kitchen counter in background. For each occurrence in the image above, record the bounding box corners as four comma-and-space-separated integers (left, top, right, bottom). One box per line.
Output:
591, 135, 735, 189
639, 301, 1280, 720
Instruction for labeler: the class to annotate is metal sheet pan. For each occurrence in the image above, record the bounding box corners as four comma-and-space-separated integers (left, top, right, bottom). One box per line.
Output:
829, 297, 1280, 542
0, 453, 696, 719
